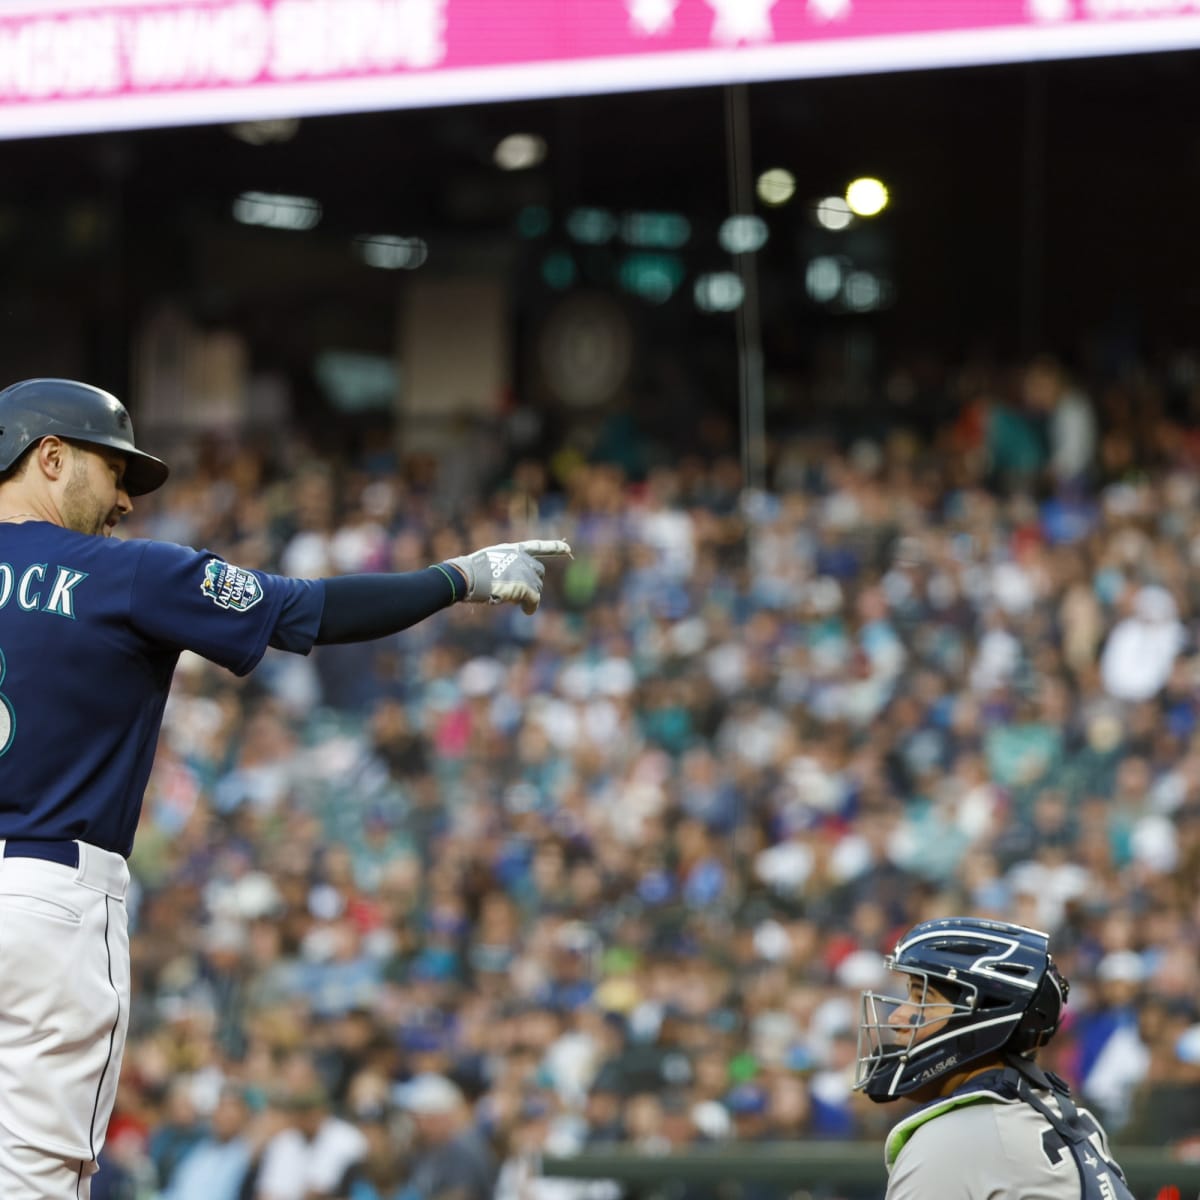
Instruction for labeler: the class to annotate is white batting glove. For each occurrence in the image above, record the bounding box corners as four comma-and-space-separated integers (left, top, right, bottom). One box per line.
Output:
447, 539, 572, 615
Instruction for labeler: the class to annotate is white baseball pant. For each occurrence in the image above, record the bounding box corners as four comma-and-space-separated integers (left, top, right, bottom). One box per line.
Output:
0, 840, 130, 1200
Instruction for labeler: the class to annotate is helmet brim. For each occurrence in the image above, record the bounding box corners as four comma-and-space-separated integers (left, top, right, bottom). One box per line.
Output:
122, 448, 169, 497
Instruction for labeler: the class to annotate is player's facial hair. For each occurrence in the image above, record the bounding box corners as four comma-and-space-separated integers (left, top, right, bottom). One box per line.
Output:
61, 449, 107, 536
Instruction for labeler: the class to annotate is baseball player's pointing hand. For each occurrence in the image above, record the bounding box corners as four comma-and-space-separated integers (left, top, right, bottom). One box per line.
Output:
447, 539, 572, 615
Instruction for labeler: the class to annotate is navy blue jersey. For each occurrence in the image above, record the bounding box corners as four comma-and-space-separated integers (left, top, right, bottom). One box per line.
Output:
0, 523, 323, 855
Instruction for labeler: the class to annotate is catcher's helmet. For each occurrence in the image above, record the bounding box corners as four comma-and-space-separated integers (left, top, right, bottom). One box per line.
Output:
854, 917, 1068, 1102
0, 378, 168, 497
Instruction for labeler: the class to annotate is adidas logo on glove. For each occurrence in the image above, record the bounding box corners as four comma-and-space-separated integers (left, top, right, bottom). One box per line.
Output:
487, 550, 519, 578
446, 539, 571, 614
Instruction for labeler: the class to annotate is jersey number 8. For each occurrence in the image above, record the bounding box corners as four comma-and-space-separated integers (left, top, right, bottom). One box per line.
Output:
0, 649, 15, 757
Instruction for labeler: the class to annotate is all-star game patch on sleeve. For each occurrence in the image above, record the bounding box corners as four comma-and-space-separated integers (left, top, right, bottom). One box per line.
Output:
127, 540, 322, 674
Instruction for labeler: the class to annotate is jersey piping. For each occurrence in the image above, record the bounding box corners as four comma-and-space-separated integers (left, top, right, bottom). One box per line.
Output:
884, 1088, 1011, 1170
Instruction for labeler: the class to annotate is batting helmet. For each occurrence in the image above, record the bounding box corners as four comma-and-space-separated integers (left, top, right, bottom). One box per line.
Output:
854, 917, 1069, 1102
0, 378, 168, 496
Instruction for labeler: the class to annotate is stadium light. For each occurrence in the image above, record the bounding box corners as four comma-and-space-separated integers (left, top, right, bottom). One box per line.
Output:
619, 253, 684, 303
718, 214, 769, 254
621, 212, 691, 249
814, 196, 853, 231
228, 118, 300, 145
354, 235, 428, 270
494, 133, 547, 171
232, 191, 321, 231
756, 168, 796, 207
845, 177, 889, 217
694, 272, 745, 312
843, 270, 882, 311
567, 208, 618, 244
805, 256, 844, 303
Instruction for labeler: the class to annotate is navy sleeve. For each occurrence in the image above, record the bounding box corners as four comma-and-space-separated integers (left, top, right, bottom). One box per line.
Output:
314, 566, 464, 644
267, 577, 326, 654
128, 541, 322, 675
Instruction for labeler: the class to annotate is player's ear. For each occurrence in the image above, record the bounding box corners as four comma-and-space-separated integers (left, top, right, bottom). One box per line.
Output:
35, 435, 69, 481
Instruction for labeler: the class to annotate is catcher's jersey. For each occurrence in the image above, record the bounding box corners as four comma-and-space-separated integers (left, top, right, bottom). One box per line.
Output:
886, 1083, 1124, 1200
0, 523, 322, 856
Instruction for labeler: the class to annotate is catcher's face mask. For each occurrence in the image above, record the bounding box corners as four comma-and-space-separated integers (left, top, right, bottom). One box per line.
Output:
854, 970, 975, 1099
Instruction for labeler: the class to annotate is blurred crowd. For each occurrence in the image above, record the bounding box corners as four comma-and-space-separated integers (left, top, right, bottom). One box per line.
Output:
94, 350, 1200, 1199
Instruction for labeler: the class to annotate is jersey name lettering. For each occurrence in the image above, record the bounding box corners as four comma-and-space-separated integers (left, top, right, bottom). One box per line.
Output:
0, 562, 88, 618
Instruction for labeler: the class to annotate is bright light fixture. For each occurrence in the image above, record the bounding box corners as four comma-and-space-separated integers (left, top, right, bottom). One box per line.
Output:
845, 177, 889, 217
756, 168, 796, 207
718, 214, 768, 254
619, 253, 684, 304
354, 235, 428, 270
805, 256, 843, 303
494, 133, 547, 171
567, 208, 618, 244
694, 272, 745, 312
228, 118, 300, 145
622, 211, 691, 249
232, 191, 321, 231
814, 196, 853, 231
843, 270, 882, 311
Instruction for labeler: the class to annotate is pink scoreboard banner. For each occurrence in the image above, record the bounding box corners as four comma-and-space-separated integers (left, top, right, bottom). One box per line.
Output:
0, 0, 1198, 138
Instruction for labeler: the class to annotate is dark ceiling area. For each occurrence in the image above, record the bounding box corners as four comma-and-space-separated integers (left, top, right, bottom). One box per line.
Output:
0, 47, 1197, 392
3, 49, 1194, 230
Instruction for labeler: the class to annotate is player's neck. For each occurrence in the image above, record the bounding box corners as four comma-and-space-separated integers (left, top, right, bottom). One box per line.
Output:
0, 487, 58, 526
940, 1059, 1006, 1098
910, 1058, 1007, 1105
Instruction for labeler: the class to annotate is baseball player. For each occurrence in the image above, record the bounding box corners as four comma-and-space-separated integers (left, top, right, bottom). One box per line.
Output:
854, 917, 1134, 1200
0, 378, 571, 1200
